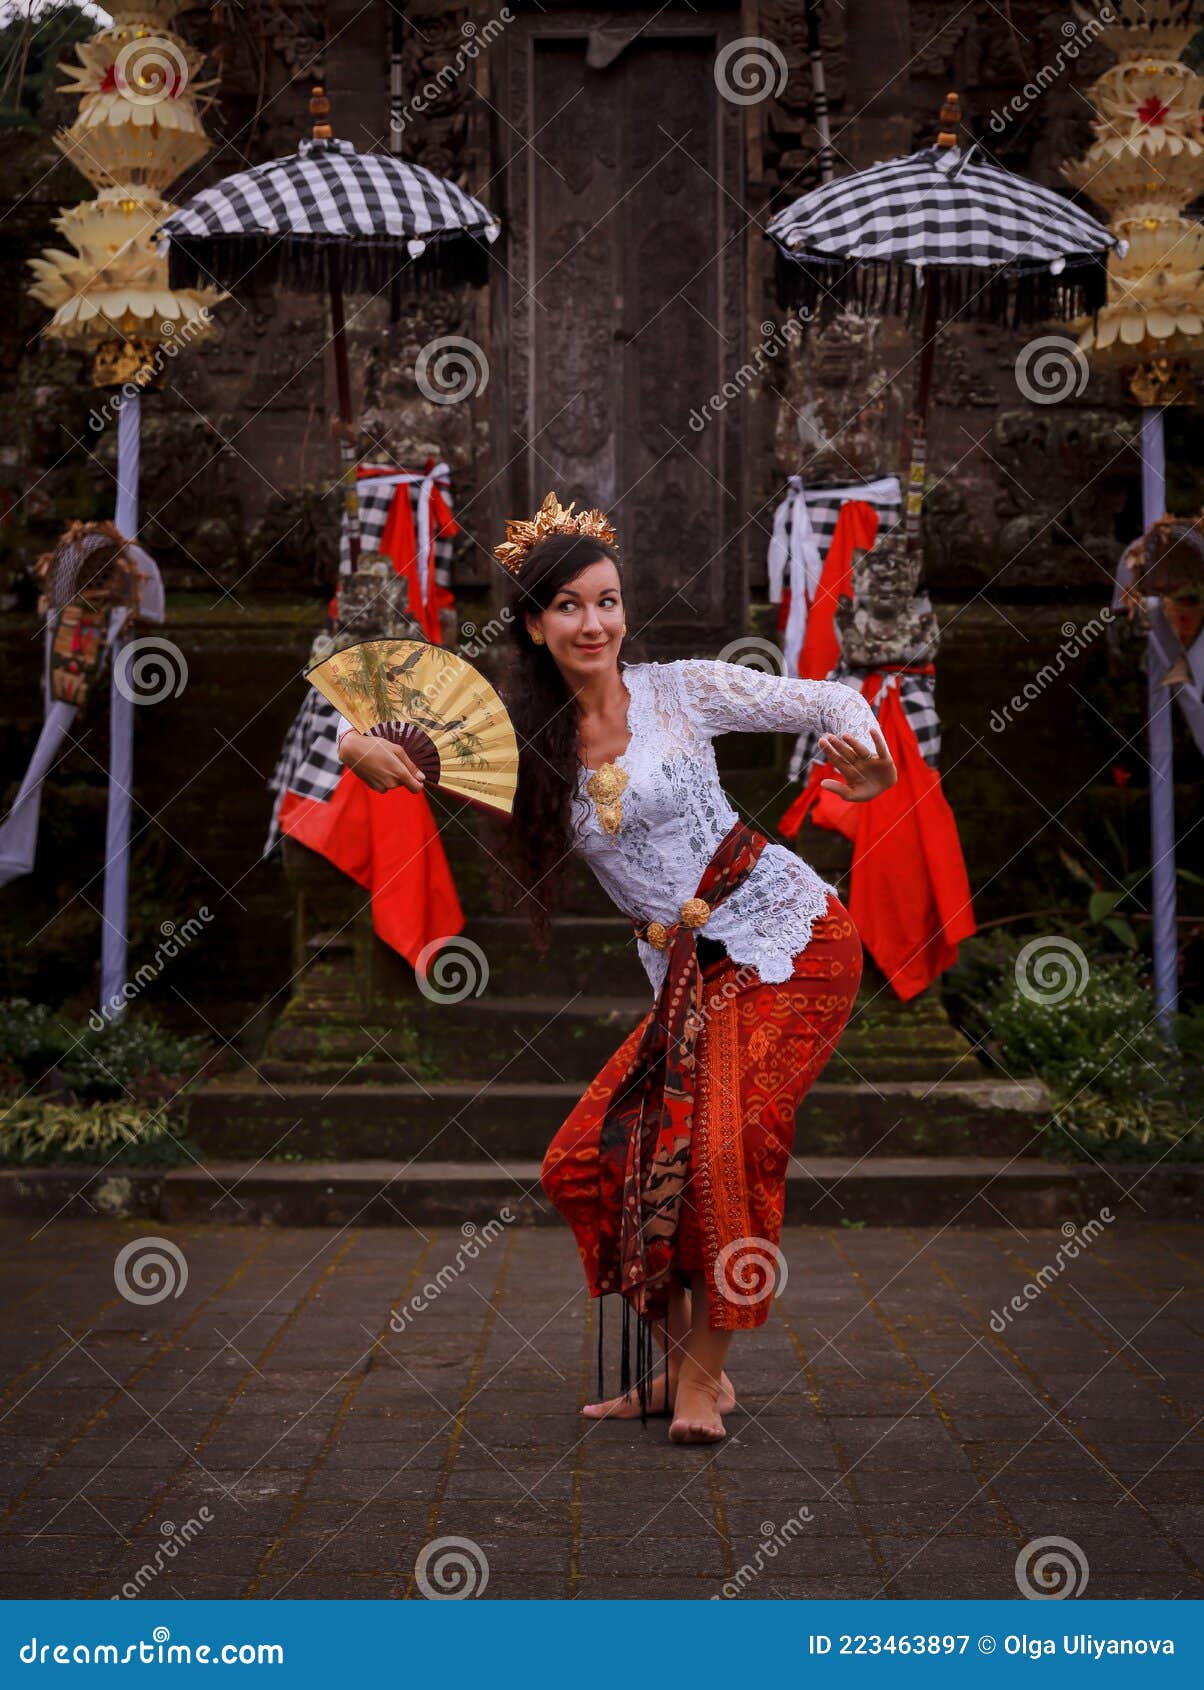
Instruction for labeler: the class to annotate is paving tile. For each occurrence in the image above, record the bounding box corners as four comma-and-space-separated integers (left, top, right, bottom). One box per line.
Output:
0, 1219, 1198, 1601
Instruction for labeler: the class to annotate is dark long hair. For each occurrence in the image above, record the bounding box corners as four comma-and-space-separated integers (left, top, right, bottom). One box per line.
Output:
482, 531, 649, 951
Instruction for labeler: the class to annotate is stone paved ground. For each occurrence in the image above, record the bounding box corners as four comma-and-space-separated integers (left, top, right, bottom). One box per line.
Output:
0, 1217, 1200, 1602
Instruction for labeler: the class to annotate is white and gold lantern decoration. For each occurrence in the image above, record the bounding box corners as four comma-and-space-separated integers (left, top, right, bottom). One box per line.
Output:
1062, 0, 1204, 403
27, 1, 223, 387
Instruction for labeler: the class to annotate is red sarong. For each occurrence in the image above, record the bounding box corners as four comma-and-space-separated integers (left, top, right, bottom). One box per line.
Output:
542, 892, 861, 1401
277, 771, 463, 967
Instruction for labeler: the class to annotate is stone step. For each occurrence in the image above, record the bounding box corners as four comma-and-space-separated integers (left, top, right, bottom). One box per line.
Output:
4, 1158, 1198, 1229
255, 1048, 983, 1086
264, 973, 983, 1083
188, 1075, 1049, 1160
291, 916, 652, 1003
257, 1030, 983, 1086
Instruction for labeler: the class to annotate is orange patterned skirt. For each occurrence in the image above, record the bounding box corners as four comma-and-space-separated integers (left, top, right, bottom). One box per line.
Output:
540, 893, 862, 1333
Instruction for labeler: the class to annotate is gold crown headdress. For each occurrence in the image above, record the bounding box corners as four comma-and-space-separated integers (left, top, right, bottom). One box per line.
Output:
493, 490, 617, 577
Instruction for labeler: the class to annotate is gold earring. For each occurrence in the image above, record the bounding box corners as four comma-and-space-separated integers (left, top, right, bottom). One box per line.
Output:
531, 629, 545, 645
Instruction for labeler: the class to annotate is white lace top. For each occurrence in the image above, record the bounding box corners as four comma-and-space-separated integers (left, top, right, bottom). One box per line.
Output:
567, 659, 876, 997
335, 657, 877, 998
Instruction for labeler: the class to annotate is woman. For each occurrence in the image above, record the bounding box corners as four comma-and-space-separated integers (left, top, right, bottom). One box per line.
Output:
336, 491, 896, 1446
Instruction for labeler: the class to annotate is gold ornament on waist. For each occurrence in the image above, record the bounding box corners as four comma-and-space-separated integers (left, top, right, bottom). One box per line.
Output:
585, 760, 627, 839
642, 898, 711, 950
494, 490, 618, 577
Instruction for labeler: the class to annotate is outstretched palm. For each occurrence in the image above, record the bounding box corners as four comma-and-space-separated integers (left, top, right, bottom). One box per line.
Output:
817, 727, 897, 802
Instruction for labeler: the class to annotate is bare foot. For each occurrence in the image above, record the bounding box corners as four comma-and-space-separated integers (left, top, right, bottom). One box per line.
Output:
668, 1367, 726, 1445
583, 1368, 736, 1420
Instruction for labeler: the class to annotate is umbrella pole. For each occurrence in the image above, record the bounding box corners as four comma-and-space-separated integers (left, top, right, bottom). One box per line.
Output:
388, 5, 406, 324
904, 281, 940, 556
327, 243, 361, 572
804, 0, 834, 184
1141, 405, 1178, 1034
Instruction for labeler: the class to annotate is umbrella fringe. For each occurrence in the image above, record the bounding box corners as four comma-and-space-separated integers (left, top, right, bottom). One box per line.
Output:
166, 232, 496, 298
772, 245, 1107, 329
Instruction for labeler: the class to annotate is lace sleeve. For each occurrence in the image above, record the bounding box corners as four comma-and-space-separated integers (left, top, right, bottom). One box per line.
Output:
673, 658, 878, 742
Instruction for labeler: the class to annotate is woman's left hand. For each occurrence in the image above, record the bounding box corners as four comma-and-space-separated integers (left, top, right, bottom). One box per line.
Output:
817, 726, 897, 802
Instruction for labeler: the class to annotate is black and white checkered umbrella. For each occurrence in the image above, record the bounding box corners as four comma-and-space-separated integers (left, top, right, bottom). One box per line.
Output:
158, 136, 501, 295
767, 132, 1118, 553
767, 143, 1115, 324
157, 128, 500, 568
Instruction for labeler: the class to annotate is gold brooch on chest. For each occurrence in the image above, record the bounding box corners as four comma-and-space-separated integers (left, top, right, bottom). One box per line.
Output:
585, 761, 627, 840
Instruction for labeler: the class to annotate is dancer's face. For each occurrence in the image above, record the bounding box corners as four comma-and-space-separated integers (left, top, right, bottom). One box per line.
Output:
527, 558, 625, 680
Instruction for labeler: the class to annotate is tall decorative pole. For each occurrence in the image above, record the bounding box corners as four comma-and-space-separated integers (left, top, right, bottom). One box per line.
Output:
1063, 0, 1204, 1033
26, 1, 222, 1019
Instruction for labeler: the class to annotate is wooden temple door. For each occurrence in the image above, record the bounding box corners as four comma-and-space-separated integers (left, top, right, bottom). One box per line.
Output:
494, 7, 747, 653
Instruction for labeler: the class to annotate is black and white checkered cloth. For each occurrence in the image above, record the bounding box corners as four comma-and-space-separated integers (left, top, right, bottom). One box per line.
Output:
768, 476, 902, 678
263, 690, 344, 857
768, 475, 902, 597
789, 667, 942, 781
262, 466, 459, 856
159, 137, 500, 293
338, 466, 455, 592
767, 143, 1113, 321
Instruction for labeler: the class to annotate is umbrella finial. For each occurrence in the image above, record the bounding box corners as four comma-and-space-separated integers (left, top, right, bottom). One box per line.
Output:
937, 92, 960, 148
310, 84, 333, 141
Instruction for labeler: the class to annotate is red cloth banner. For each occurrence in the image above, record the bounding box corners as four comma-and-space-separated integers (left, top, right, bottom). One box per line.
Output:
778, 676, 975, 1000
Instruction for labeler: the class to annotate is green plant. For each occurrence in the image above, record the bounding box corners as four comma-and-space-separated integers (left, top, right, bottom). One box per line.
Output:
1058, 839, 1203, 955
988, 954, 1200, 1163
0, 1097, 196, 1168
991, 952, 1172, 1098
1042, 1092, 1192, 1164
0, 1001, 210, 1164
944, 942, 1200, 1162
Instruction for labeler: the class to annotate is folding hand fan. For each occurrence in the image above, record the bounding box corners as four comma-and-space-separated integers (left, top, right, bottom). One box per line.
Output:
305, 638, 519, 817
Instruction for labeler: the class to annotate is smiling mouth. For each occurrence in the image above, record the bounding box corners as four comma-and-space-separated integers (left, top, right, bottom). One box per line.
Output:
577, 642, 607, 650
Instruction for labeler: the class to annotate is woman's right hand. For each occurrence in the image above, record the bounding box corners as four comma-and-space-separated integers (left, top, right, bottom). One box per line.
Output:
338, 730, 427, 794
